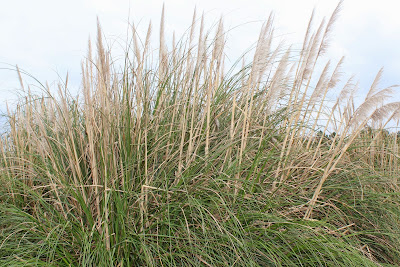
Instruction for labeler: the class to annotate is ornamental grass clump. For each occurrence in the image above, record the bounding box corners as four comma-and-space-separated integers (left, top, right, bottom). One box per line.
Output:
2, 1, 400, 266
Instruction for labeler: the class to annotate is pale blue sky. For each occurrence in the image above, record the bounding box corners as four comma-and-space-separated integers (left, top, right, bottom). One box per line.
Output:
1, 0, 399, 110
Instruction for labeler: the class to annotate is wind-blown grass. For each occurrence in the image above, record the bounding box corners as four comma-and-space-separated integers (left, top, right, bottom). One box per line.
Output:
1, 2, 400, 266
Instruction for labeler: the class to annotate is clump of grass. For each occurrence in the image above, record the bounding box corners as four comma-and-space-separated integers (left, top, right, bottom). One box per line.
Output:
2, 2, 400, 266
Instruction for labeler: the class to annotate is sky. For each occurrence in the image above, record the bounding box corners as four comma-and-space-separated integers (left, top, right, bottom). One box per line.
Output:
1, 0, 399, 114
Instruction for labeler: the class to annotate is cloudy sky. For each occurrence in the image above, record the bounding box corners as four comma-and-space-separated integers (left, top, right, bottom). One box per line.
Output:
1, 0, 399, 109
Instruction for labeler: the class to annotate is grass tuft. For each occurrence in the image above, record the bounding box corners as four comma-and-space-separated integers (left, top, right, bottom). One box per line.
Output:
2, 2, 400, 266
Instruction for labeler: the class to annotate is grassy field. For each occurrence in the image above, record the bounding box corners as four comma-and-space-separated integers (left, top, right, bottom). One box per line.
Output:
2, 2, 400, 266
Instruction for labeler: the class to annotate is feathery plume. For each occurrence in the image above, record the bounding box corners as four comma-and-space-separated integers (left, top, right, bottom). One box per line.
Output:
212, 17, 224, 62
365, 67, 384, 100
159, 4, 168, 77
267, 46, 291, 107
143, 21, 152, 56
371, 102, 400, 123
301, 9, 315, 55
132, 23, 142, 64
351, 87, 395, 127
96, 17, 107, 77
338, 76, 357, 103
16, 65, 24, 90
309, 60, 330, 103
302, 19, 325, 80
189, 7, 197, 46
318, 0, 343, 56
328, 56, 344, 89
251, 13, 274, 84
